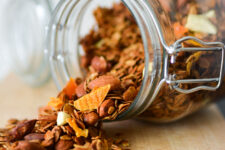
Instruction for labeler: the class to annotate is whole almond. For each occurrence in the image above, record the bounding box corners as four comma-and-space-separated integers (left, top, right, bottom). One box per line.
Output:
83, 112, 99, 126
55, 139, 73, 150
75, 83, 86, 98
91, 56, 107, 73
14, 141, 46, 150
24, 133, 45, 141
8, 120, 37, 142
88, 75, 121, 90
98, 99, 115, 118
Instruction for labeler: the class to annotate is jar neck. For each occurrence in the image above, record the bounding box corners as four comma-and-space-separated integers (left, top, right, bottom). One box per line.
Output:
48, 0, 173, 120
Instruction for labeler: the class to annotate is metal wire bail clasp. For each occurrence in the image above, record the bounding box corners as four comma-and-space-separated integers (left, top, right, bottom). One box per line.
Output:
164, 36, 225, 94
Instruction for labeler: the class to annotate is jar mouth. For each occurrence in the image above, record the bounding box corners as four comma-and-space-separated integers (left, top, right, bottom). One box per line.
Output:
48, 0, 163, 120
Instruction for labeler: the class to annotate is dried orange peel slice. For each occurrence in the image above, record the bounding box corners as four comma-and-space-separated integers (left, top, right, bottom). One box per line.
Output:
74, 84, 111, 111
66, 118, 88, 138
48, 97, 64, 110
63, 78, 77, 99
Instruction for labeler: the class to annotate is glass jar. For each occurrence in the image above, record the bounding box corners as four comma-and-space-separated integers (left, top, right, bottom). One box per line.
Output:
1, 0, 59, 86
48, 0, 225, 123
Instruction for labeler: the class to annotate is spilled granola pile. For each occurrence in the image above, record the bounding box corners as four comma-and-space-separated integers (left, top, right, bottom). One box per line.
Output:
0, 3, 143, 150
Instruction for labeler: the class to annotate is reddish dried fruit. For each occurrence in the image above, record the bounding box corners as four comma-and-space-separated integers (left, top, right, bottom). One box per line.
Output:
83, 112, 99, 126
8, 120, 37, 142
98, 99, 115, 118
88, 75, 121, 90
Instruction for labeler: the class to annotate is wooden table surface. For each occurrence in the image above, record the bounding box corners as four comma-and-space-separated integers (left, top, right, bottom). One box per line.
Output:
0, 75, 225, 150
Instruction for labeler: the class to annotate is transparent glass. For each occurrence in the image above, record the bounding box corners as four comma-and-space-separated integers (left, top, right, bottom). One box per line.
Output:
2, 0, 54, 86
48, 0, 225, 122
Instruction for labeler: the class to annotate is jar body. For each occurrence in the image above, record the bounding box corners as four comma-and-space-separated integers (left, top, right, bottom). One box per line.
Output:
48, 0, 225, 123
137, 0, 225, 122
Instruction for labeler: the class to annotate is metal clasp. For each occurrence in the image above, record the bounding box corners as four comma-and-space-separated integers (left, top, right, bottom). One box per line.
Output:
164, 36, 225, 94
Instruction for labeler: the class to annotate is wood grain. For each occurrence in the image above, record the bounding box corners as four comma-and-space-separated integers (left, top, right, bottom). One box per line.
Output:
0, 74, 225, 150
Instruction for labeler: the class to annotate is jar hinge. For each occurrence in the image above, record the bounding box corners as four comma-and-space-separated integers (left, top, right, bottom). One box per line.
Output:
164, 36, 225, 94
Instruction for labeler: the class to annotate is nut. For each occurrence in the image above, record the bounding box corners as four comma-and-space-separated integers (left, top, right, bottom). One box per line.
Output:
122, 86, 137, 101
83, 112, 99, 126
88, 75, 121, 90
8, 120, 37, 142
24, 133, 45, 141
14, 141, 46, 150
98, 99, 115, 118
55, 139, 74, 150
75, 83, 86, 98
107, 106, 115, 115
57, 112, 71, 126
91, 56, 107, 73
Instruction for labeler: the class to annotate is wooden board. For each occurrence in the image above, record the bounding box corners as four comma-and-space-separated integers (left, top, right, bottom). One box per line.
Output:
0, 74, 225, 150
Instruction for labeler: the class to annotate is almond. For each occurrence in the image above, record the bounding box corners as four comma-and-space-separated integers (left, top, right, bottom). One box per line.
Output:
55, 139, 73, 150
75, 83, 86, 98
91, 56, 107, 73
98, 99, 115, 118
24, 133, 45, 141
83, 112, 99, 126
88, 75, 121, 90
8, 120, 37, 142
14, 141, 46, 150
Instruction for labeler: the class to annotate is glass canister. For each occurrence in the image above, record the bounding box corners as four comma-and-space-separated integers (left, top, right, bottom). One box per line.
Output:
47, 0, 225, 123
1, 0, 60, 86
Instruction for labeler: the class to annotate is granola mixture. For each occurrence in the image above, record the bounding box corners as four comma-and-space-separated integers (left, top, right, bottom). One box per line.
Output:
140, 0, 225, 122
0, 3, 142, 150
0, 0, 225, 149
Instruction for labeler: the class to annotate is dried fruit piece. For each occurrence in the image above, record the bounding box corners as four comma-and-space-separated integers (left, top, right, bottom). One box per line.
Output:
66, 118, 88, 138
185, 13, 217, 34
48, 97, 64, 110
173, 22, 188, 39
63, 78, 77, 99
74, 84, 111, 111
88, 75, 121, 91
57, 112, 71, 126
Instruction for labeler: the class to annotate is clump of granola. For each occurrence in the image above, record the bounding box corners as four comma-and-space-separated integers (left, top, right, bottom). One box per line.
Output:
0, 3, 143, 150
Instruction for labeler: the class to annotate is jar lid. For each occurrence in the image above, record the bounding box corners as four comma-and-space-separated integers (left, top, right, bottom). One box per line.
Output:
2, 0, 54, 86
